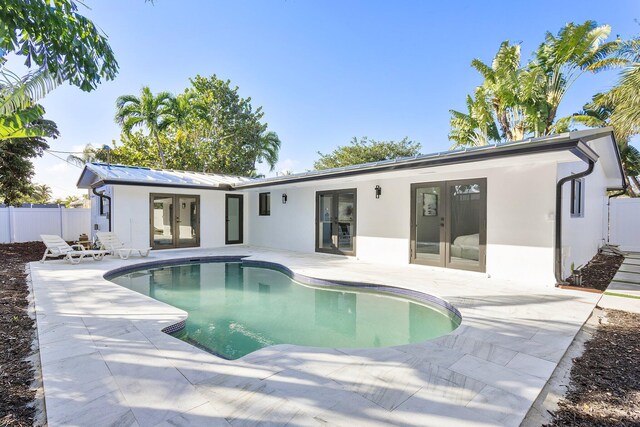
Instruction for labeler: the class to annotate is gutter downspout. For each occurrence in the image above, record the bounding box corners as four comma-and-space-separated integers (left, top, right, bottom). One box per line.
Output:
554, 159, 595, 286
92, 187, 112, 232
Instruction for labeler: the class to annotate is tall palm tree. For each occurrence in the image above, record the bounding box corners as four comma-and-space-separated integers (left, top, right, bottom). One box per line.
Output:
450, 21, 622, 148
534, 21, 623, 135
66, 144, 104, 166
449, 87, 500, 148
470, 41, 527, 141
559, 99, 640, 195
253, 131, 281, 172
591, 39, 640, 142
115, 86, 173, 167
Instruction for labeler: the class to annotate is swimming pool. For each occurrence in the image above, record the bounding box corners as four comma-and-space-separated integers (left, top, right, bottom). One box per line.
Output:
108, 259, 460, 359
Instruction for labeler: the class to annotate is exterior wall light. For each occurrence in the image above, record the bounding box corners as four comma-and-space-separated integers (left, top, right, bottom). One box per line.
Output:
375, 185, 382, 199
282, 193, 288, 204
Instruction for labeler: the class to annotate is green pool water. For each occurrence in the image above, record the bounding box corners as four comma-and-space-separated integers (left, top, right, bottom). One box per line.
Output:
110, 262, 460, 359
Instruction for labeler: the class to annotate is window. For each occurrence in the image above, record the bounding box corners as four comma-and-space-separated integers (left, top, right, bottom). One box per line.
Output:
259, 192, 270, 216
570, 178, 585, 218
99, 196, 109, 217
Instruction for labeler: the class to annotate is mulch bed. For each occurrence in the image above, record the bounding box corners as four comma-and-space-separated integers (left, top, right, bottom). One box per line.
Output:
0, 242, 45, 427
567, 252, 625, 291
546, 309, 640, 427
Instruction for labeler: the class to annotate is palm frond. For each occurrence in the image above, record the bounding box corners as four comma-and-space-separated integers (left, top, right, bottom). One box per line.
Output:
0, 68, 61, 115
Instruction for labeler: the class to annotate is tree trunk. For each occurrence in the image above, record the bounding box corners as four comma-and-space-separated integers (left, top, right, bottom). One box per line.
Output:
153, 131, 167, 168
493, 103, 512, 141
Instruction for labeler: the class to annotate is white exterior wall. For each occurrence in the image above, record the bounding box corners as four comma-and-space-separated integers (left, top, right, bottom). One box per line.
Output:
558, 160, 610, 278
110, 185, 240, 250
246, 161, 559, 285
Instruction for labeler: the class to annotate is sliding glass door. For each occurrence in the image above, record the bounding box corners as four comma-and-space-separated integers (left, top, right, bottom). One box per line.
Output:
316, 189, 356, 255
150, 194, 200, 249
410, 179, 486, 272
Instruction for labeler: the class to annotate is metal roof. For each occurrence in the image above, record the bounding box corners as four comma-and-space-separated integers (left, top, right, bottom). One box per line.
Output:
75, 128, 623, 191
77, 163, 252, 190
234, 128, 613, 189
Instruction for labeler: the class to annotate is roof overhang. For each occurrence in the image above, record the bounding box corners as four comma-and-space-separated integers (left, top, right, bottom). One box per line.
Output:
235, 136, 601, 189
87, 179, 233, 191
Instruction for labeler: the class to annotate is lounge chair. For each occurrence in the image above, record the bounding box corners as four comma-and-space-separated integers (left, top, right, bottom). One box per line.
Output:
40, 235, 109, 264
96, 232, 151, 260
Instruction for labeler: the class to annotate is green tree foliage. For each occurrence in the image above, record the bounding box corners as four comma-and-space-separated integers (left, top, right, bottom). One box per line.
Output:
0, 0, 118, 91
111, 75, 281, 176
0, 114, 59, 205
0, 0, 119, 204
66, 144, 110, 166
314, 137, 421, 170
450, 21, 621, 147
115, 86, 173, 167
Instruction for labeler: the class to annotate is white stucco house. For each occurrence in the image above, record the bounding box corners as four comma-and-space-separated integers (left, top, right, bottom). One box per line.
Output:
76, 128, 625, 286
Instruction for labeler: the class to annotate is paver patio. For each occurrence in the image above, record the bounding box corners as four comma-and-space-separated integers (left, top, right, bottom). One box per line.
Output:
29, 246, 602, 427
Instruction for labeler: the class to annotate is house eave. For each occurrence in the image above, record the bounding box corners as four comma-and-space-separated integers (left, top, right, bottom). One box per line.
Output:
88, 179, 233, 191
236, 138, 601, 190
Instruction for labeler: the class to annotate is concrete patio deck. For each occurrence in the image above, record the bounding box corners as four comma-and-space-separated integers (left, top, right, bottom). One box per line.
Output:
29, 246, 602, 427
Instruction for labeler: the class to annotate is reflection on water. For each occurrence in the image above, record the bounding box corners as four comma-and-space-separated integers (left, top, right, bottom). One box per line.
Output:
110, 262, 459, 360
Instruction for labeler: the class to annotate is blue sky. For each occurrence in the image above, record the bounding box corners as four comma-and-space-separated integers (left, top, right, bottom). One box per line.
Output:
18, 0, 640, 197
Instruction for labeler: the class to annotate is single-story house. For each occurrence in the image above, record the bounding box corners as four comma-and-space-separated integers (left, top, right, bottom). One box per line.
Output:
76, 127, 625, 286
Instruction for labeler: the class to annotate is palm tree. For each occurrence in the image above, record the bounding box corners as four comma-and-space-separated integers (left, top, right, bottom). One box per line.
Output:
534, 21, 623, 135
450, 21, 622, 147
115, 86, 173, 167
558, 99, 640, 195
67, 144, 104, 166
449, 87, 500, 148
32, 184, 52, 203
470, 41, 528, 141
253, 131, 281, 172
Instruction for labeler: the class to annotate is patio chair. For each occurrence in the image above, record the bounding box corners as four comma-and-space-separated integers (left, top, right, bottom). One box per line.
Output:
40, 235, 109, 264
96, 231, 151, 260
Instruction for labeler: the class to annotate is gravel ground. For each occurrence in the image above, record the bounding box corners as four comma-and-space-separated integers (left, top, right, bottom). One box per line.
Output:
567, 253, 624, 291
0, 242, 45, 427
545, 309, 640, 426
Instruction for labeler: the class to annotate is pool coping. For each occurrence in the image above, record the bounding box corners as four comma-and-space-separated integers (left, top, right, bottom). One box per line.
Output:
29, 246, 602, 427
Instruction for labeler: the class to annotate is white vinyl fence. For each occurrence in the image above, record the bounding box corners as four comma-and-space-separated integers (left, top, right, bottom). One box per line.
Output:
610, 198, 640, 252
0, 207, 90, 243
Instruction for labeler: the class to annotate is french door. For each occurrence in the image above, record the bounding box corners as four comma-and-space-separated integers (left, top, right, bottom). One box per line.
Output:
225, 194, 244, 244
316, 189, 357, 255
150, 194, 200, 250
410, 178, 486, 272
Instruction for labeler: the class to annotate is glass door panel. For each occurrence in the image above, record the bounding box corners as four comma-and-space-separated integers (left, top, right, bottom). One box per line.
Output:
412, 184, 444, 265
410, 179, 486, 272
316, 189, 356, 255
447, 180, 484, 270
152, 195, 174, 249
225, 195, 243, 244
337, 192, 355, 252
318, 193, 335, 251
177, 196, 199, 247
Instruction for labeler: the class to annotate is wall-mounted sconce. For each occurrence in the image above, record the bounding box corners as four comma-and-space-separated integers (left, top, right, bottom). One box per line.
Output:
374, 185, 382, 199
181, 202, 186, 208
282, 193, 288, 204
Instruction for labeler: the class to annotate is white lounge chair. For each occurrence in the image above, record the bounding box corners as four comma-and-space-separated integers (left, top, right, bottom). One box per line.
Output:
96, 232, 151, 260
40, 235, 109, 264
